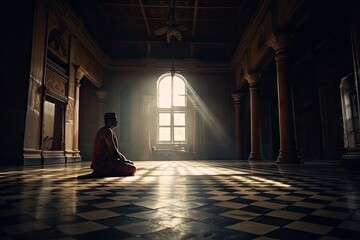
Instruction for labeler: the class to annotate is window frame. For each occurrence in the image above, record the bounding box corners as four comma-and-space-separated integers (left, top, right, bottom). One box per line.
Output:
157, 73, 187, 144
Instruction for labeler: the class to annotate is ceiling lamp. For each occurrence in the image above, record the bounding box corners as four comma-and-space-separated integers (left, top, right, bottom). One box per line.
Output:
154, 0, 187, 43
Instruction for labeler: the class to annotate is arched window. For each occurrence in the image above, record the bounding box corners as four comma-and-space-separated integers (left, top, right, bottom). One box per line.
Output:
157, 73, 187, 143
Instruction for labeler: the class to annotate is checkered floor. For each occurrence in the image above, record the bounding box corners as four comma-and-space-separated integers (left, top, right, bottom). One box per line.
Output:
0, 160, 359, 240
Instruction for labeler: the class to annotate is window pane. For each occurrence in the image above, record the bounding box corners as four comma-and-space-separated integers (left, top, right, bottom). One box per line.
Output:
159, 113, 171, 125
173, 77, 185, 106
159, 77, 172, 108
159, 95, 171, 108
174, 112, 185, 125
159, 77, 171, 92
159, 127, 171, 141
174, 127, 185, 141
173, 95, 185, 106
173, 77, 185, 94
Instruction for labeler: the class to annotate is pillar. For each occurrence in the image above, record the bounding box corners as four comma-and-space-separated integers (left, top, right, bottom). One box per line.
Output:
73, 66, 86, 157
95, 90, 107, 129
267, 33, 302, 164
143, 95, 153, 159
188, 94, 200, 159
245, 72, 264, 160
232, 92, 244, 159
192, 102, 199, 157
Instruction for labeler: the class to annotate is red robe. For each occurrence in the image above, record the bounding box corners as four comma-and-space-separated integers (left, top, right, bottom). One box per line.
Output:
91, 127, 136, 176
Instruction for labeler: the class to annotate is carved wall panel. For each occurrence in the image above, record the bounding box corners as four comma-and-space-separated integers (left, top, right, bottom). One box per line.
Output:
66, 98, 74, 123
30, 77, 42, 113
47, 14, 70, 63
68, 76, 75, 98
45, 69, 68, 102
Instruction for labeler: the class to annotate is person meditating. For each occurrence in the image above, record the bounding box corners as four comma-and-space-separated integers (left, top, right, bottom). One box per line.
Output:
90, 112, 136, 177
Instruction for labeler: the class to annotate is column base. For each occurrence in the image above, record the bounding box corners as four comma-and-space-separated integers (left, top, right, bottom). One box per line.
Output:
66, 150, 82, 163
191, 152, 201, 160
340, 148, 360, 170
276, 149, 302, 164
248, 152, 264, 161
23, 149, 42, 166
66, 155, 82, 163
42, 151, 66, 165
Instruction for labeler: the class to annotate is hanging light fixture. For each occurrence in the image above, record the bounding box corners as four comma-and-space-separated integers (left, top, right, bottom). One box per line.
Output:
153, 0, 184, 77
154, 0, 187, 43
171, 57, 176, 77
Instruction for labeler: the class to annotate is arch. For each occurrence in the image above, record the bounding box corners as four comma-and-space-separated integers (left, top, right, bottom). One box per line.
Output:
156, 73, 187, 144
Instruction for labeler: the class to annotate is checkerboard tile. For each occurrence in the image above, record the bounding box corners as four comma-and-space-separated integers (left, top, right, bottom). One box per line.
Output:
0, 160, 359, 239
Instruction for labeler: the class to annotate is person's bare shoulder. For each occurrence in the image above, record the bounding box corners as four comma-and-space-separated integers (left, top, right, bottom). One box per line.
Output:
98, 127, 112, 140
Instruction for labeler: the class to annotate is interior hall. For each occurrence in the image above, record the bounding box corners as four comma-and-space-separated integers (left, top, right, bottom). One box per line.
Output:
0, 0, 359, 239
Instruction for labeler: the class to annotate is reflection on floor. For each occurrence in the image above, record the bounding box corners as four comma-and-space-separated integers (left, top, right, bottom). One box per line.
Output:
0, 160, 359, 239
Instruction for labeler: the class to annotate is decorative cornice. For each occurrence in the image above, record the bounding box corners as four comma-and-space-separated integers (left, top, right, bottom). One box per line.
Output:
45, 87, 68, 103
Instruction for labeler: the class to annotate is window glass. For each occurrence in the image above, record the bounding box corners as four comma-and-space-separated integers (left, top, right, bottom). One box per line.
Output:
159, 77, 171, 108
173, 95, 185, 106
159, 95, 171, 108
174, 112, 185, 125
159, 127, 171, 141
174, 127, 186, 141
173, 77, 185, 94
159, 113, 171, 125
173, 77, 186, 106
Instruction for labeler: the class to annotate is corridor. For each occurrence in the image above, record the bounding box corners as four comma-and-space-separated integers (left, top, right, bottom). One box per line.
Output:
0, 160, 359, 239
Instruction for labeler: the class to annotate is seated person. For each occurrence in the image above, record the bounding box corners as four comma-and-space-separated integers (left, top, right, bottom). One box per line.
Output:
90, 112, 136, 177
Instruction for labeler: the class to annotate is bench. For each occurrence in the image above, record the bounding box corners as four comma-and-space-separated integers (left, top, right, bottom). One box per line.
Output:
152, 144, 191, 160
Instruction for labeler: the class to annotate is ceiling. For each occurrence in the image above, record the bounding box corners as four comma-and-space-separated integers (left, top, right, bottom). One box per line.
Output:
67, 0, 260, 62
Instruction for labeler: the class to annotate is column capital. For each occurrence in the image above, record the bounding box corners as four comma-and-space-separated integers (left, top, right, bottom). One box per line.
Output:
245, 72, 261, 85
267, 32, 294, 51
95, 90, 107, 102
75, 65, 87, 81
143, 95, 153, 108
231, 92, 245, 104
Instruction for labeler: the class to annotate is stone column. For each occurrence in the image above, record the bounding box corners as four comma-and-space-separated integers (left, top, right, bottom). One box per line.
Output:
188, 94, 200, 158
95, 90, 107, 129
267, 33, 302, 164
192, 102, 199, 157
245, 72, 264, 160
143, 95, 153, 159
73, 66, 86, 156
232, 92, 244, 159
